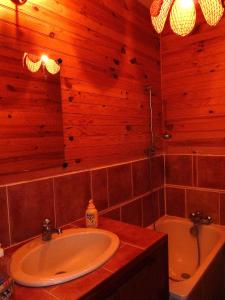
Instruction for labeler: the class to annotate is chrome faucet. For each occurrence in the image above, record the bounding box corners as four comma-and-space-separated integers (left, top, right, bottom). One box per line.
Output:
42, 219, 62, 241
189, 211, 213, 225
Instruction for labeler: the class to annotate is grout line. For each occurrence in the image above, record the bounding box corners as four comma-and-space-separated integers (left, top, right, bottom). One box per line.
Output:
165, 183, 225, 194
44, 290, 61, 300
218, 193, 221, 225
184, 188, 187, 218
52, 178, 57, 227
163, 154, 167, 215
130, 163, 134, 198
163, 154, 166, 185
102, 267, 114, 273
106, 168, 110, 208
90, 171, 93, 199
157, 189, 160, 218
164, 184, 167, 215
5, 187, 12, 246
121, 241, 145, 250
149, 156, 152, 191
196, 155, 199, 187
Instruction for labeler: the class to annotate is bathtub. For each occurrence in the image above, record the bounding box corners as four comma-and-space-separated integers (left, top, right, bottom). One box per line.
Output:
153, 216, 225, 300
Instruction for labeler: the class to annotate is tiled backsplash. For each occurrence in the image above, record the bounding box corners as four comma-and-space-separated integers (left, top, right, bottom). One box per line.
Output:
0, 156, 164, 248
3, 153, 224, 249
165, 154, 225, 226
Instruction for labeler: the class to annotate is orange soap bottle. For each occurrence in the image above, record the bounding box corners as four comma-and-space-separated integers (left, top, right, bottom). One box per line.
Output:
85, 199, 98, 228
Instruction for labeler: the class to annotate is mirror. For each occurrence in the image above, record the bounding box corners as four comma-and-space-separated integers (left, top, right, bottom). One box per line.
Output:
0, 52, 64, 184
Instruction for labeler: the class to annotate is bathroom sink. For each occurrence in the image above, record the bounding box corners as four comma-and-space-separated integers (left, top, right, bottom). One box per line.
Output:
10, 228, 120, 287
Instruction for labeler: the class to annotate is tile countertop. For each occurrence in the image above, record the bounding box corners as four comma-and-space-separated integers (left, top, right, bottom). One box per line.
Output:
7, 217, 167, 300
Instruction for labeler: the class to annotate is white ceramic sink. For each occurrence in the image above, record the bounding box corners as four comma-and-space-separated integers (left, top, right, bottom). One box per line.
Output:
10, 228, 120, 287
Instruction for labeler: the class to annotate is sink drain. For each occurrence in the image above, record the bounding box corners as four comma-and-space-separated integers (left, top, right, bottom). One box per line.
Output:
55, 271, 67, 275
181, 273, 191, 279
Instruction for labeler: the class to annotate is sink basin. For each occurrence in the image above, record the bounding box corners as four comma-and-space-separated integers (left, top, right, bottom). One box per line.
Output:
10, 228, 120, 287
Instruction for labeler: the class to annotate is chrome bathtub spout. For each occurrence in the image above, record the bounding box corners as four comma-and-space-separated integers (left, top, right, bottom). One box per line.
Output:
200, 215, 213, 225
189, 211, 213, 226
42, 218, 62, 241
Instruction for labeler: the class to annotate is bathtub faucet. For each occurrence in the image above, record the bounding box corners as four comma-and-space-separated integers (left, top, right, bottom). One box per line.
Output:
189, 211, 213, 225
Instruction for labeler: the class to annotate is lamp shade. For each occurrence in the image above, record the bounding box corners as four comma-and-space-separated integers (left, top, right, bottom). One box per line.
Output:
151, 0, 174, 33
170, 0, 196, 36
199, 0, 224, 26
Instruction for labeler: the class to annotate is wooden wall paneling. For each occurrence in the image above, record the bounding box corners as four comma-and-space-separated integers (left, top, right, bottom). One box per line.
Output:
161, 8, 225, 154
0, 0, 162, 183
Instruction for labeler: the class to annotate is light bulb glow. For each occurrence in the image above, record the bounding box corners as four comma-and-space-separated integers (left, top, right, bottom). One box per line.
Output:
179, 0, 193, 9
41, 55, 49, 64
23, 53, 61, 75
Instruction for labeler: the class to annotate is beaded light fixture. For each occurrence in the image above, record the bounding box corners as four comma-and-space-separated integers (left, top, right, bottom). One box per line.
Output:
150, 0, 225, 36
23, 53, 62, 75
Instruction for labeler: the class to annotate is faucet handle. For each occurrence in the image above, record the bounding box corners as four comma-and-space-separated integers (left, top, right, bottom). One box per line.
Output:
206, 216, 213, 224
43, 219, 51, 227
190, 212, 196, 218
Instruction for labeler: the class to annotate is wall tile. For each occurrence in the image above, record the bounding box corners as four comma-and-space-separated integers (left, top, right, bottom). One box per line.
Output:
0, 187, 10, 247
198, 156, 225, 190
108, 164, 132, 206
91, 168, 108, 211
50, 268, 111, 300
186, 189, 219, 223
151, 156, 164, 189
121, 198, 142, 226
13, 285, 58, 300
159, 188, 165, 217
166, 155, 192, 186
220, 193, 225, 225
142, 192, 159, 227
8, 179, 54, 244
54, 172, 91, 227
166, 187, 185, 217
104, 244, 142, 273
132, 159, 150, 197
193, 155, 197, 187
101, 207, 120, 221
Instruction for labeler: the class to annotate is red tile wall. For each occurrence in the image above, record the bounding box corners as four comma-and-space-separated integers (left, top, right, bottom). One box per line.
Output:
0, 156, 164, 248
165, 154, 225, 225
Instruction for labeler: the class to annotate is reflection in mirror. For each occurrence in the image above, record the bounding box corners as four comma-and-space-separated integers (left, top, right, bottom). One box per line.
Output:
0, 52, 64, 184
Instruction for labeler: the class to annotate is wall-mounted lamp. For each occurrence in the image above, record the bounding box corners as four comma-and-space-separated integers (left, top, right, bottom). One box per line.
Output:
23, 53, 62, 75
11, 0, 27, 5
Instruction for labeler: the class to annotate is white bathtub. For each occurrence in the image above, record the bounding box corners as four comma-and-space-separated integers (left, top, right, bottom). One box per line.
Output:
154, 216, 225, 300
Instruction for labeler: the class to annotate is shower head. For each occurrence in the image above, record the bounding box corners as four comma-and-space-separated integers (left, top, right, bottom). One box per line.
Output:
145, 85, 152, 91
162, 133, 172, 139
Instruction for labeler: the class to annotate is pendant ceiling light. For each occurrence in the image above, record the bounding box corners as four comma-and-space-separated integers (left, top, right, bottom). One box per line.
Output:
150, 0, 225, 37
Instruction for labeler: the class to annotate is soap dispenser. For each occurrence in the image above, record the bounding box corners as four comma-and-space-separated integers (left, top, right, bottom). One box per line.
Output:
85, 199, 98, 228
